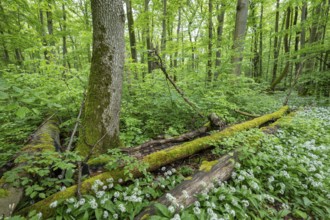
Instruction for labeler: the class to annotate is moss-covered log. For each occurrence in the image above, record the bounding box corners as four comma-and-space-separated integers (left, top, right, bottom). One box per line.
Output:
0, 119, 60, 217
135, 153, 236, 220
17, 106, 289, 218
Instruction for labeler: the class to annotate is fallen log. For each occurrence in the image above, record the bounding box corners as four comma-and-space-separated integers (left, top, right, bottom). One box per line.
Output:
135, 153, 236, 220
17, 106, 289, 218
0, 119, 60, 217
126, 113, 226, 157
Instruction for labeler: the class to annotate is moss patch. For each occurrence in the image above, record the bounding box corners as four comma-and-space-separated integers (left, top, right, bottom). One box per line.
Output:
199, 160, 219, 172
0, 189, 8, 198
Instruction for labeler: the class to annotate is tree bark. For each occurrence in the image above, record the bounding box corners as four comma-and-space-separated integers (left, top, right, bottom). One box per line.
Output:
18, 106, 289, 218
232, 0, 249, 76
271, 0, 280, 83
76, 0, 125, 157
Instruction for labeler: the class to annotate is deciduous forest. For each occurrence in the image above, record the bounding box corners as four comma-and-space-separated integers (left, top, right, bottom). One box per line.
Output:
0, 0, 329, 219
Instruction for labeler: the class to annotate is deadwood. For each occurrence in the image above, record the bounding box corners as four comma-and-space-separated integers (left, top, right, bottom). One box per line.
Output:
135, 153, 236, 219
17, 106, 288, 218
0, 119, 60, 217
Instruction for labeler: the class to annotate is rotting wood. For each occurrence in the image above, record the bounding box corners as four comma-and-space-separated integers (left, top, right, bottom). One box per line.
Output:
135, 153, 236, 220
0, 119, 60, 217
125, 113, 226, 157
234, 109, 260, 118
17, 106, 289, 218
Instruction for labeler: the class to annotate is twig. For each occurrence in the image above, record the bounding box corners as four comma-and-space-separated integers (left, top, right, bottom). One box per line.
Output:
152, 50, 205, 118
234, 109, 260, 118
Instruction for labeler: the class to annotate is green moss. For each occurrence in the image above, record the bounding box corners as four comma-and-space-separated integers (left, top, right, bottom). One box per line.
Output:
199, 160, 218, 172
140, 214, 150, 220
0, 189, 8, 198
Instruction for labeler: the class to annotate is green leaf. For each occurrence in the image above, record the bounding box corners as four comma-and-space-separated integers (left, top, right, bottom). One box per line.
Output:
0, 91, 9, 100
294, 209, 308, 219
16, 106, 30, 118
82, 211, 89, 220
154, 203, 171, 218
95, 209, 102, 220
39, 193, 46, 199
279, 209, 291, 217
303, 197, 312, 206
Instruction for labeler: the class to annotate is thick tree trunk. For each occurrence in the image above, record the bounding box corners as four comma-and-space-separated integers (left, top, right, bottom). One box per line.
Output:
232, 0, 249, 76
271, 0, 280, 83
18, 106, 289, 218
76, 1, 125, 157
0, 119, 60, 217
135, 153, 236, 219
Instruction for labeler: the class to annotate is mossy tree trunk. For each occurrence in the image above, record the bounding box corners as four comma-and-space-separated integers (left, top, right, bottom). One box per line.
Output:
17, 106, 289, 218
76, 0, 125, 157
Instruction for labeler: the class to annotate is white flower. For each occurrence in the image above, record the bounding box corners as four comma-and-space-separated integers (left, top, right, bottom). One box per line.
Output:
106, 178, 114, 183
66, 198, 75, 203
118, 178, 123, 183
113, 213, 118, 219
118, 203, 126, 212
37, 212, 42, 220
161, 167, 166, 171
168, 206, 175, 213
89, 198, 98, 209
96, 191, 105, 198
103, 211, 109, 219
66, 208, 72, 213
114, 192, 120, 198
60, 186, 66, 191
171, 214, 181, 220
268, 176, 274, 183
49, 201, 58, 208
193, 207, 201, 215
182, 190, 190, 199
108, 183, 114, 188
79, 198, 85, 205
94, 179, 104, 186
219, 195, 225, 201
194, 201, 200, 207
242, 200, 249, 208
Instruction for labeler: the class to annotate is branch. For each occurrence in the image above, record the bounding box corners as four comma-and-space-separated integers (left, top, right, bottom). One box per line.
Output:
152, 50, 205, 118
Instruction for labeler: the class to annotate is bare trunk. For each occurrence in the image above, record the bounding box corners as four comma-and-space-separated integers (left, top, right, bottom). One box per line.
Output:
173, 7, 181, 68
271, 0, 280, 83
126, 0, 137, 63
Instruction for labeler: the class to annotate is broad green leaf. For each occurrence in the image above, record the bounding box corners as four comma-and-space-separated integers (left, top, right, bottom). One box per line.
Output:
16, 106, 30, 118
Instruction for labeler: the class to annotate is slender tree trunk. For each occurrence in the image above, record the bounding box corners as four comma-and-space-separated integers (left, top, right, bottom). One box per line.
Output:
161, 0, 167, 58
207, 0, 213, 82
126, 0, 137, 63
271, 0, 280, 83
76, 0, 125, 157
174, 7, 181, 68
232, 0, 249, 76
251, 2, 259, 79
145, 0, 152, 73
214, 3, 225, 80
259, 3, 263, 79
270, 7, 292, 91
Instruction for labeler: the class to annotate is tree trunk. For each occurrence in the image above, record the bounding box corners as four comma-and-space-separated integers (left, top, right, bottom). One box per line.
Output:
259, 3, 263, 79
126, 0, 137, 64
206, 0, 213, 82
271, 0, 280, 83
270, 7, 292, 91
18, 106, 289, 218
173, 7, 181, 68
76, 0, 125, 157
161, 0, 167, 58
214, 3, 225, 80
232, 0, 249, 76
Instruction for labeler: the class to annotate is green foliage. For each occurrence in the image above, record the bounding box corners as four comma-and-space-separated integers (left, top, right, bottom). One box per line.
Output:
3, 151, 82, 200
